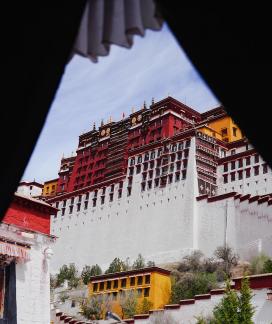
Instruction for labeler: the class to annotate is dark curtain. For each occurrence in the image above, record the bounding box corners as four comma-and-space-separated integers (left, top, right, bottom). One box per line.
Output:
1, 3, 271, 220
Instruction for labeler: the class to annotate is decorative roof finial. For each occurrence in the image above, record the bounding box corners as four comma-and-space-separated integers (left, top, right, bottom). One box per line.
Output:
101, 119, 104, 127
143, 101, 147, 109
151, 97, 155, 105
122, 112, 125, 119
93, 122, 96, 131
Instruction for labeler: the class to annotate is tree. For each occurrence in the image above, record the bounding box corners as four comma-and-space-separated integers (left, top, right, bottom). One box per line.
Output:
147, 260, 156, 267
213, 280, 240, 323
214, 246, 239, 276
81, 264, 102, 285
177, 250, 204, 272
105, 257, 129, 274
250, 253, 270, 274
132, 254, 145, 269
213, 276, 255, 324
170, 272, 217, 303
81, 295, 104, 320
139, 298, 153, 314
263, 258, 272, 273
238, 276, 255, 323
56, 263, 80, 288
119, 290, 138, 318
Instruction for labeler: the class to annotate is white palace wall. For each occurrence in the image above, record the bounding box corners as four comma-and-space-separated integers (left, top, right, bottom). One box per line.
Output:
50, 137, 272, 273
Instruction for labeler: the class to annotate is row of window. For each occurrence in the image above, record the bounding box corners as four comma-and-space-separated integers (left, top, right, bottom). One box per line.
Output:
223, 155, 260, 172
141, 171, 186, 191
129, 141, 191, 166
93, 275, 150, 292
94, 287, 150, 299
223, 164, 268, 183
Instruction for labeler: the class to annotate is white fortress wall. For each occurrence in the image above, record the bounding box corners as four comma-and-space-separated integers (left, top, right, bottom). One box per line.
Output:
51, 141, 199, 273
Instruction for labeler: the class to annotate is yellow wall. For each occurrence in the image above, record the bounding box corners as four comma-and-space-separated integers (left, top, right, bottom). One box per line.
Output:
88, 270, 171, 318
42, 179, 58, 197
199, 116, 243, 142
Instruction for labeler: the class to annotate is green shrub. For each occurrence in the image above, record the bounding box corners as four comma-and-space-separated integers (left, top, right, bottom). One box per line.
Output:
263, 258, 272, 273
170, 272, 217, 303
81, 264, 102, 285
250, 253, 270, 274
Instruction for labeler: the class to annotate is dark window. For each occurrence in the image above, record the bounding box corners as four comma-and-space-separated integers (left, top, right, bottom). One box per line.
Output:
61, 208, 65, 216
113, 292, 117, 300
182, 170, 186, 180
177, 152, 182, 160
172, 144, 177, 152
238, 159, 243, 168
263, 163, 268, 174
246, 156, 251, 165
221, 128, 228, 136
238, 171, 243, 180
175, 172, 180, 182
156, 168, 160, 177
143, 162, 148, 171
137, 156, 142, 163
130, 277, 135, 286
231, 149, 236, 155
155, 179, 159, 187
93, 198, 97, 207
136, 165, 141, 174
231, 172, 235, 182
56, 202, 59, 208
113, 280, 118, 289
63, 200, 67, 207
137, 288, 142, 297
171, 154, 176, 162
150, 161, 154, 169
101, 196, 105, 204
102, 187, 106, 195
246, 168, 251, 178
121, 279, 127, 288
84, 201, 88, 209
148, 180, 152, 190
78, 195, 82, 202
130, 158, 135, 166
93, 283, 98, 292
129, 167, 134, 175
178, 142, 183, 150
150, 151, 155, 159
223, 163, 228, 172
85, 193, 89, 200
137, 276, 143, 285
233, 127, 237, 136
144, 153, 149, 161
118, 190, 122, 198
141, 182, 146, 192
94, 190, 98, 197
127, 187, 132, 196
109, 193, 113, 202
145, 275, 150, 284
231, 161, 235, 170
69, 206, 73, 214
107, 281, 111, 290
254, 155, 259, 164
119, 181, 123, 189
111, 184, 114, 192
223, 174, 228, 183
77, 203, 81, 212
144, 287, 150, 297
168, 174, 173, 184
186, 139, 191, 148
71, 300, 76, 307
254, 166, 259, 176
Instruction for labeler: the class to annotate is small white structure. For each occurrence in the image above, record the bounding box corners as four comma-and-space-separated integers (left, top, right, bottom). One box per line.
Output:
17, 180, 43, 197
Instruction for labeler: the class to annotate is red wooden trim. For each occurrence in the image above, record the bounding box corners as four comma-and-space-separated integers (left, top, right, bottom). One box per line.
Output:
196, 194, 208, 201
258, 196, 270, 204
134, 314, 150, 319
179, 299, 195, 305
195, 294, 211, 300
210, 288, 225, 295
89, 266, 170, 281
248, 196, 260, 203
207, 192, 236, 202
233, 273, 272, 289
239, 194, 251, 202
164, 304, 180, 309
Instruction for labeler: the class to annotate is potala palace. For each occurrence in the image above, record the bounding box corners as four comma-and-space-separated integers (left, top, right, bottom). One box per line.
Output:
45, 96, 272, 272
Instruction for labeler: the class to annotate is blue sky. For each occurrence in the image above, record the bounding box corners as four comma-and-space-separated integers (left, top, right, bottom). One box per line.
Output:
23, 24, 219, 183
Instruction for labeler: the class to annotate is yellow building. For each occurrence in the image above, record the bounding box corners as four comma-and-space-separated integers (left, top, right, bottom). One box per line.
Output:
42, 178, 58, 197
199, 107, 243, 143
88, 267, 171, 318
